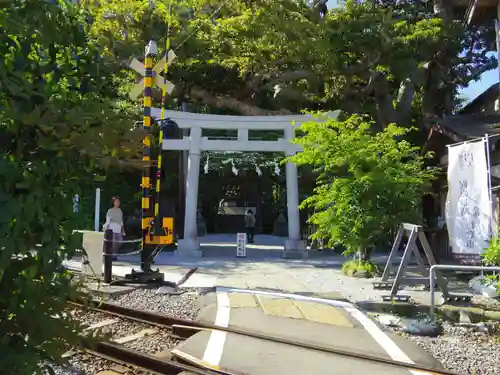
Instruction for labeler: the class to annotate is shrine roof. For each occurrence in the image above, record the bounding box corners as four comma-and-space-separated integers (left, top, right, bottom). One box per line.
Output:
438, 113, 500, 140
427, 83, 500, 144
459, 84, 499, 115
423, 112, 500, 157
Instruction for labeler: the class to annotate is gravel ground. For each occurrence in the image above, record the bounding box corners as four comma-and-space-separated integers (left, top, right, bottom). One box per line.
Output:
124, 330, 179, 354
398, 324, 500, 375
45, 353, 152, 375
74, 311, 114, 327
43, 288, 199, 375
99, 319, 155, 339
110, 288, 200, 320
75, 309, 156, 339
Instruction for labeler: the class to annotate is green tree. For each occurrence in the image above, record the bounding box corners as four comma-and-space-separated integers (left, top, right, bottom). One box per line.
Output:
82, 0, 494, 130
317, 0, 495, 130
0, 1, 142, 373
291, 114, 437, 267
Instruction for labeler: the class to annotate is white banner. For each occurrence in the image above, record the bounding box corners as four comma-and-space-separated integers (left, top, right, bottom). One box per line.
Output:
445, 139, 491, 255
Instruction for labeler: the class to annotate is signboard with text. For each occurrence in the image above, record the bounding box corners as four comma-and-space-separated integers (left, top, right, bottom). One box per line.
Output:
236, 232, 247, 258
445, 139, 491, 264
73, 194, 79, 213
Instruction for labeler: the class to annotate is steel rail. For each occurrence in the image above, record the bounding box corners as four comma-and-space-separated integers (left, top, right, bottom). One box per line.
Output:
83, 340, 233, 375
70, 299, 467, 375
68, 300, 181, 329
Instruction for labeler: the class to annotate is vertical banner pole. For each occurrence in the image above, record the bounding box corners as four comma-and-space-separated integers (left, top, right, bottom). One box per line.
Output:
484, 134, 492, 274
94, 188, 101, 231
495, 18, 500, 105
485, 134, 494, 239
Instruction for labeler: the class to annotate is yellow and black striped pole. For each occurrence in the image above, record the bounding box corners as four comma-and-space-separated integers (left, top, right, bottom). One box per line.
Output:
141, 40, 157, 251
153, 2, 173, 221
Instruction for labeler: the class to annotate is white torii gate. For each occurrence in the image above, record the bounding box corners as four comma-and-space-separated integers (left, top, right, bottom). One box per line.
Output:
152, 109, 340, 258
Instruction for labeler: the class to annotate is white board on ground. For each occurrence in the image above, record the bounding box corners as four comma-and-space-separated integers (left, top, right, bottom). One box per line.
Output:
445, 139, 491, 257
236, 233, 247, 257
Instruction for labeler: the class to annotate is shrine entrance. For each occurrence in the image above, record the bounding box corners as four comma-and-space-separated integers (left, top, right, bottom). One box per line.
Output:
204, 173, 262, 234
155, 109, 340, 258
199, 158, 286, 235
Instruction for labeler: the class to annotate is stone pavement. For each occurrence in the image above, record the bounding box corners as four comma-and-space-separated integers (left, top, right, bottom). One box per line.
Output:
65, 233, 406, 298
66, 233, 498, 315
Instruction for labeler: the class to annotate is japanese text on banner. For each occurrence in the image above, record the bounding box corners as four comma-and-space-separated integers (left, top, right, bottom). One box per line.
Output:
445, 139, 491, 255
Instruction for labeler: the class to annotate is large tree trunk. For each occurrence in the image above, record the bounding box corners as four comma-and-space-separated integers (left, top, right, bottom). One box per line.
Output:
420, 1, 456, 128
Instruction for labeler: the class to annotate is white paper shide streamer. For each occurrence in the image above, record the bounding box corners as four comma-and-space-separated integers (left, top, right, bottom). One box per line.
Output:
203, 155, 278, 177
445, 139, 491, 255
231, 159, 238, 176
204, 155, 209, 174
255, 164, 262, 176
274, 163, 280, 176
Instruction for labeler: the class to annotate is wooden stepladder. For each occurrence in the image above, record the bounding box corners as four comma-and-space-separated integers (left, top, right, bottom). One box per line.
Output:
373, 223, 450, 302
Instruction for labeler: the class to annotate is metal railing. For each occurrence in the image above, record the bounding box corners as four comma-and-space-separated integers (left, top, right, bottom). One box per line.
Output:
429, 264, 500, 322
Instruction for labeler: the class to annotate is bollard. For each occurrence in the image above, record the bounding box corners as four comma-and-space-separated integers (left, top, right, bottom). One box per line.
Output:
103, 229, 113, 284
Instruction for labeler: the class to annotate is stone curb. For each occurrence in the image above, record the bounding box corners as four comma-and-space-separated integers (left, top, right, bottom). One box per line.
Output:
357, 300, 500, 322
437, 304, 500, 322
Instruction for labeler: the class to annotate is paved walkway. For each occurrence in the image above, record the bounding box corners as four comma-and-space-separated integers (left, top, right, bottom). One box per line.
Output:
65, 233, 436, 305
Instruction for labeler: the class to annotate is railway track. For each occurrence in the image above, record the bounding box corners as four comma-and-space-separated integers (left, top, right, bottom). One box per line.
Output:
67, 300, 228, 375
68, 298, 469, 375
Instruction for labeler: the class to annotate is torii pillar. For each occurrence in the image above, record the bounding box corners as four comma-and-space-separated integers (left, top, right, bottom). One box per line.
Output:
176, 126, 203, 257
283, 123, 307, 259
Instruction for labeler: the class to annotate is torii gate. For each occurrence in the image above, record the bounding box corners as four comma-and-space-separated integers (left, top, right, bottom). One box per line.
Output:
152, 109, 341, 258
127, 40, 340, 259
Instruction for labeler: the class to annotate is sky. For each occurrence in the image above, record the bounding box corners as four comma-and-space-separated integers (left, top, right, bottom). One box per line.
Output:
326, 0, 498, 104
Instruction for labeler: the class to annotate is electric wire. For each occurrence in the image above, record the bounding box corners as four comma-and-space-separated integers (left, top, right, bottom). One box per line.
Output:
174, 2, 227, 52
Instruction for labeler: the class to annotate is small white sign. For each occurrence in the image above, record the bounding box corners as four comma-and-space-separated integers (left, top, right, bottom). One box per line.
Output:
73, 194, 79, 213
236, 232, 247, 258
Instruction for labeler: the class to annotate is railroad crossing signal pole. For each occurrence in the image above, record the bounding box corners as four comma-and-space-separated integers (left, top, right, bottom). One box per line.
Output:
154, 4, 174, 237
125, 39, 177, 283
141, 40, 156, 271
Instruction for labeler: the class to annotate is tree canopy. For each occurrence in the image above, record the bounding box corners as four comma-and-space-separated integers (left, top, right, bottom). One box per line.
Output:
82, 0, 495, 130
79, 0, 496, 183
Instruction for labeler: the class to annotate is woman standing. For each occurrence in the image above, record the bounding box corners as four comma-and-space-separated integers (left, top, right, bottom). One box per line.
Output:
104, 197, 125, 260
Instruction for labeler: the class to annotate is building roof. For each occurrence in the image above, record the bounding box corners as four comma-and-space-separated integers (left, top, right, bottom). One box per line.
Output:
439, 113, 500, 140
428, 83, 500, 143
459, 83, 499, 114
424, 82, 500, 157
